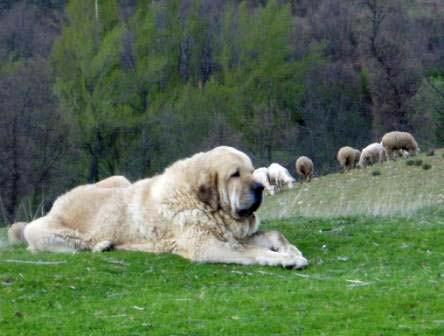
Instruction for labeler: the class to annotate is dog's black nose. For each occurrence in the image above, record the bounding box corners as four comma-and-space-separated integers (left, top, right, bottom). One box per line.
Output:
237, 182, 264, 218
252, 182, 264, 195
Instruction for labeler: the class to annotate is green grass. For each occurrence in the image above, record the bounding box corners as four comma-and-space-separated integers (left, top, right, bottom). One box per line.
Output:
1, 211, 444, 335
2, 152, 444, 335
260, 150, 444, 220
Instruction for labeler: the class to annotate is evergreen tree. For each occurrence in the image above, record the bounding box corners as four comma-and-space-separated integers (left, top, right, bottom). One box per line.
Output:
52, 0, 133, 182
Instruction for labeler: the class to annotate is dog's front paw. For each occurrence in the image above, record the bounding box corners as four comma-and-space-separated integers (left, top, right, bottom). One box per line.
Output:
280, 244, 304, 258
282, 255, 309, 270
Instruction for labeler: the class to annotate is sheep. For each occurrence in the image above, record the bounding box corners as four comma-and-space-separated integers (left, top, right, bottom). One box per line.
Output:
295, 156, 314, 182
268, 163, 296, 192
337, 146, 361, 171
381, 131, 419, 159
253, 167, 276, 195
387, 149, 410, 160
358, 143, 387, 168
7, 221, 27, 245
399, 149, 411, 159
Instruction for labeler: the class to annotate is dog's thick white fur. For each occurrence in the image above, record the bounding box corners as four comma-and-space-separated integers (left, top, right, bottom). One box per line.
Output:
94, 175, 131, 188
6, 177, 132, 245
21, 146, 307, 269
7, 221, 27, 245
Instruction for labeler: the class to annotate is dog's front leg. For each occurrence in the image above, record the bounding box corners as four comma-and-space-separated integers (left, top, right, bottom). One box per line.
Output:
190, 236, 308, 269
113, 242, 157, 252
246, 230, 306, 260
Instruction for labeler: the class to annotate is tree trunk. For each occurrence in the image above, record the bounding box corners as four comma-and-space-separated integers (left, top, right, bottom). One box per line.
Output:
88, 129, 102, 183
8, 115, 20, 221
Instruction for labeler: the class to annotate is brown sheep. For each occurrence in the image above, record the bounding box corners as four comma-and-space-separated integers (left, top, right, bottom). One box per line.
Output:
337, 146, 361, 171
295, 156, 314, 182
381, 131, 419, 159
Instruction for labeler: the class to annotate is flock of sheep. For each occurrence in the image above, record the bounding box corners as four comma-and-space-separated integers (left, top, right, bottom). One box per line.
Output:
253, 131, 419, 196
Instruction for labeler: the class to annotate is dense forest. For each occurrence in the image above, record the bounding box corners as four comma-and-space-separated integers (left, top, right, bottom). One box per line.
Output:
1, 0, 444, 225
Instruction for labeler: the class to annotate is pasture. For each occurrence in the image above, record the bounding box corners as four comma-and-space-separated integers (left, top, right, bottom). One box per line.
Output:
1, 152, 444, 335
261, 150, 444, 219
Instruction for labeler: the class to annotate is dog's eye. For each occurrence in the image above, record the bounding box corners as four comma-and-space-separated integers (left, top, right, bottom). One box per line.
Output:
231, 170, 240, 178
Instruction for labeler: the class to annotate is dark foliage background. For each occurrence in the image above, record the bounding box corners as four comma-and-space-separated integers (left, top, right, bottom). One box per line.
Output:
1, 0, 444, 225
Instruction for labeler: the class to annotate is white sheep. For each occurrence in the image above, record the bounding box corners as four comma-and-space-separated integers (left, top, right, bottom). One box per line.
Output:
268, 163, 296, 192
253, 167, 276, 195
399, 149, 411, 159
359, 143, 387, 168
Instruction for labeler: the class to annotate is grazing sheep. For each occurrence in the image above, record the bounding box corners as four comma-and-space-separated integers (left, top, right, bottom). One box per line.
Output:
253, 167, 276, 195
398, 149, 410, 159
381, 131, 419, 159
7, 222, 27, 245
337, 146, 361, 171
388, 149, 410, 160
268, 163, 296, 192
359, 143, 387, 168
295, 156, 314, 182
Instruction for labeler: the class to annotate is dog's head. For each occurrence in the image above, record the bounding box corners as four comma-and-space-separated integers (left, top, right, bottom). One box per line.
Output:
195, 146, 264, 220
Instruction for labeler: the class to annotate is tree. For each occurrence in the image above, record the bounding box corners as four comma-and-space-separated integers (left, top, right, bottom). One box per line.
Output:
0, 59, 71, 222
52, 0, 136, 182
359, 0, 424, 134
409, 74, 444, 147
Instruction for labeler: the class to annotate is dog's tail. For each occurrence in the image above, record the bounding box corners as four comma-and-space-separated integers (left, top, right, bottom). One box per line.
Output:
8, 222, 28, 245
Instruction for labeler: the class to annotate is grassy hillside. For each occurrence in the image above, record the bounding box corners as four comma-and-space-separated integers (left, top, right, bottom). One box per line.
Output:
1, 212, 444, 335
1, 152, 444, 335
260, 150, 444, 219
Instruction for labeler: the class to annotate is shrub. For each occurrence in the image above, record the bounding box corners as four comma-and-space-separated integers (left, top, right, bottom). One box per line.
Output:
406, 160, 415, 166
426, 150, 435, 156
372, 170, 381, 176
422, 163, 432, 170
414, 159, 423, 166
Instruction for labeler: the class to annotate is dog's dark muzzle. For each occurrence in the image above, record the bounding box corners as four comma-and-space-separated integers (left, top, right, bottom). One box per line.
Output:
237, 182, 264, 217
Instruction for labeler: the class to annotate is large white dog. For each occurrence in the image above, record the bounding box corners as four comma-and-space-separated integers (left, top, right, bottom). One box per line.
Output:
13, 146, 307, 269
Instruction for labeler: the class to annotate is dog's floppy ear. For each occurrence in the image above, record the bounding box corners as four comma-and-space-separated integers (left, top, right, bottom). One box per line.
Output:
197, 171, 219, 210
